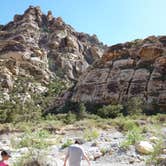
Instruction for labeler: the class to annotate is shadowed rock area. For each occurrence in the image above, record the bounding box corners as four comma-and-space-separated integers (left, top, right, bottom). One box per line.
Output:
72, 36, 166, 110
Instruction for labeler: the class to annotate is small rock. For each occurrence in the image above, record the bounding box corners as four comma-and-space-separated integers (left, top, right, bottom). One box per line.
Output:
136, 141, 154, 154
149, 136, 159, 143
163, 149, 166, 154
91, 142, 97, 147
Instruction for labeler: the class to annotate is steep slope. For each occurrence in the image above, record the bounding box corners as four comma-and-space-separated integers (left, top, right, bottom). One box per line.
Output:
0, 6, 105, 105
72, 36, 166, 109
0, 6, 105, 89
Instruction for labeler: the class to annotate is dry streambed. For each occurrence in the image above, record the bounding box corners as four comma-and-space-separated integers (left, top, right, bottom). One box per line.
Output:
0, 124, 165, 166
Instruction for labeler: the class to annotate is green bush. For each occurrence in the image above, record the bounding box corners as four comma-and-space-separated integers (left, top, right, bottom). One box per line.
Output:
16, 130, 51, 149
76, 102, 87, 120
0, 77, 67, 123
119, 119, 139, 131
83, 128, 100, 141
13, 150, 46, 166
120, 128, 143, 149
97, 104, 123, 118
64, 112, 77, 124
61, 139, 73, 149
0, 98, 42, 123
125, 97, 143, 115
147, 139, 164, 165
0, 109, 8, 123
60, 101, 87, 120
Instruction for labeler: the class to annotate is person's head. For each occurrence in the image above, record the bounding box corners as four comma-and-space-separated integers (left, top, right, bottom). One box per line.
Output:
1, 151, 11, 161
75, 139, 83, 145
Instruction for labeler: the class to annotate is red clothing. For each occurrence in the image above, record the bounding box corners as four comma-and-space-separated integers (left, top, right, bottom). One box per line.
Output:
0, 161, 8, 166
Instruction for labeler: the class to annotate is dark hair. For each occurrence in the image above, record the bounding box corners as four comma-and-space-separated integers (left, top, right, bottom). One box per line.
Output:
1, 151, 11, 157
75, 139, 83, 145
75, 140, 80, 144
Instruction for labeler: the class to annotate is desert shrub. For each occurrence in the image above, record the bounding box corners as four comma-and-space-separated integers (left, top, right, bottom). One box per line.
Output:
47, 78, 66, 96
0, 97, 42, 123
76, 102, 87, 120
12, 130, 50, 165
60, 101, 87, 120
125, 97, 143, 115
147, 139, 164, 165
13, 150, 45, 166
61, 139, 73, 149
0, 109, 8, 123
120, 128, 143, 149
100, 147, 109, 155
84, 113, 102, 120
120, 120, 139, 131
36, 78, 67, 110
0, 77, 67, 123
15, 130, 51, 149
64, 112, 77, 124
83, 128, 100, 141
97, 104, 123, 118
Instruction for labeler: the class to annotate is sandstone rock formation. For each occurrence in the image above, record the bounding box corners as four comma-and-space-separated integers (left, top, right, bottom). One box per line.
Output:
0, 6, 165, 112
0, 5, 105, 92
72, 36, 166, 108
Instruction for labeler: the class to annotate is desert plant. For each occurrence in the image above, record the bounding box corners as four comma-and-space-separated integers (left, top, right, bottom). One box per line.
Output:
125, 97, 143, 115
118, 119, 139, 131
100, 147, 109, 155
97, 104, 123, 118
13, 150, 46, 166
64, 112, 77, 124
147, 139, 164, 165
0, 76, 67, 123
60, 101, 87, 120
61, 139, 73, 149
12, 129, 51, 166
15, 129, 51, 149
120, 128, 143, 149
83, 128, 100, 141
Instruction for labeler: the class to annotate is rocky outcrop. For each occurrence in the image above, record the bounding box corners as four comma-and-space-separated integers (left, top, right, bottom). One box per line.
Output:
72, 36, 166, 108
0, 6, 165, 111
0, 6, 105, 92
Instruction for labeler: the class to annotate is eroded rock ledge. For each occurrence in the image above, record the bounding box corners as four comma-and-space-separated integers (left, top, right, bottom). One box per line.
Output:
72, 36, 166, 108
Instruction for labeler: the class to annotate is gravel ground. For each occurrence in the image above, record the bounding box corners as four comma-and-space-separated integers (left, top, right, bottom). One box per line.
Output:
1, 127, 165, 166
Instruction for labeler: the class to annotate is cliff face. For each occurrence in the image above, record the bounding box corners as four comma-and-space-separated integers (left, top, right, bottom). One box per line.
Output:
72, 36, 166, 108
0, 6, 105, 92
0, 6, 165, 111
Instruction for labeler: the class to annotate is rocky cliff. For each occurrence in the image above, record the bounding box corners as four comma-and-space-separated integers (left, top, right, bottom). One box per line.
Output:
72, 36, 166, 109
0, 6, 165, 112
0, 6, 105, 91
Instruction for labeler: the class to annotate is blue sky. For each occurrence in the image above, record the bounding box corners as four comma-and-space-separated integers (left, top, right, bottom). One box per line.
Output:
0, 0, 165, 45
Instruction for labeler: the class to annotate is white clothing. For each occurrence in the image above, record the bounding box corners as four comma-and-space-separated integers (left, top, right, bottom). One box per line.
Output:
67, 144, 86, 166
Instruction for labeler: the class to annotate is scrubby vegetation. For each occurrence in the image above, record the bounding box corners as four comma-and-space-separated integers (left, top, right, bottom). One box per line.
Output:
97, 104, 123, 118
120, 127, 143, 149
147, 139, 165, 165
83, 128, 100, 141
0, 77, 66, 123
0, 76, 165, 166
